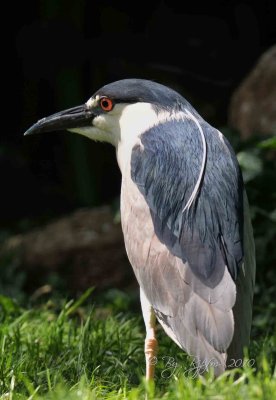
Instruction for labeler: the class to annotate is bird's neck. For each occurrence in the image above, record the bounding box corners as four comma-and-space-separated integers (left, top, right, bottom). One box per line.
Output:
115, 102, 158, 173
115, 103, 189, 174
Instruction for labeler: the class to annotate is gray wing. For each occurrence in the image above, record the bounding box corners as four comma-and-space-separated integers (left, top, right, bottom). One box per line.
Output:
125, 117, 255, 374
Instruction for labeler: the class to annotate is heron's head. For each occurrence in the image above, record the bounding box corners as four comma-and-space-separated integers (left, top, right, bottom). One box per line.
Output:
25, 79, 187, 143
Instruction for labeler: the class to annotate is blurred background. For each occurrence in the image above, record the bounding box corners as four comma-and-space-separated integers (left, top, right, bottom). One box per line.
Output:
1, 0, 275, 331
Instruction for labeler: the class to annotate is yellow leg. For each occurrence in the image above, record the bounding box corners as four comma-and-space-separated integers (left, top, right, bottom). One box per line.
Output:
145, 336, 158, 380
140, 288, 158, 381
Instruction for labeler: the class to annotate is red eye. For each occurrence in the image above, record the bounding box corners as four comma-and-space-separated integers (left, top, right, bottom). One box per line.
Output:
100, 97, 113, 111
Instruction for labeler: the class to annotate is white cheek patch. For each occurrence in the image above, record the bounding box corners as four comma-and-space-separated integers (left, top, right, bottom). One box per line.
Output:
69, 101, 121, 145
93, 114, 107, 130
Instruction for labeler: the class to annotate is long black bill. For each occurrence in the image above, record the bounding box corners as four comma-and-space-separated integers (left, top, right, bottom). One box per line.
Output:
24, 104, 95, 136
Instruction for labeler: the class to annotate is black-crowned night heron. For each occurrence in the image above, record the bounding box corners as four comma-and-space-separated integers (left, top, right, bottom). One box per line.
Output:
24, 79, 255, 380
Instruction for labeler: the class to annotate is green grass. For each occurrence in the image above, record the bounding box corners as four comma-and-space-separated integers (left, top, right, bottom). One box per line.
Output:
0, 289, 275, 400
